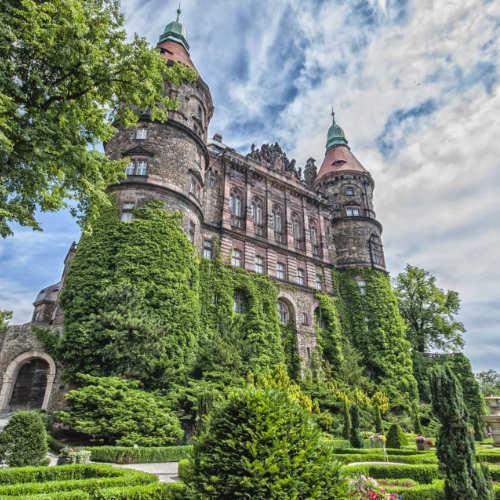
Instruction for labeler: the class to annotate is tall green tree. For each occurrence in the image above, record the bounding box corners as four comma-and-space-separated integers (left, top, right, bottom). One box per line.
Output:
0, 310, 12, 333
0, 0, 194, 237
476, 370, 500, 396
430, 365, 493, 499
395, 265, 465, 353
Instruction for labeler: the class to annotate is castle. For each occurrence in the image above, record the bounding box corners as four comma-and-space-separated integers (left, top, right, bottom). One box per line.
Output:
0, 11, 386, 412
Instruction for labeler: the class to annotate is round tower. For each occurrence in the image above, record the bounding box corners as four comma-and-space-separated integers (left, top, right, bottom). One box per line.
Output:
314, 113, 385, 270
105, 7, 213, 249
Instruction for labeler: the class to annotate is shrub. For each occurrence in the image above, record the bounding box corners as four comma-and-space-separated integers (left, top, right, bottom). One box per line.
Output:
57, 374, 183, 446
188, 386, 348, 498
333, 452, 437, 465
343, 463, 439, 484
85, 445, 192, 464
177, 458, 192, 481
386, 423, 406, 449
0, 411, 48, 466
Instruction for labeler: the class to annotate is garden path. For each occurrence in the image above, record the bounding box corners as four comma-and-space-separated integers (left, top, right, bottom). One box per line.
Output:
110, 462, 179, 483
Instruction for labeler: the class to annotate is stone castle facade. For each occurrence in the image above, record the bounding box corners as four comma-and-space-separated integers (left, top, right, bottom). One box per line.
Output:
0, 12, 385, 412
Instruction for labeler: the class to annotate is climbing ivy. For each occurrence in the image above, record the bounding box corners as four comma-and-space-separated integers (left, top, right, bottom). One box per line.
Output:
59, 201, 200, 390
333, 269, 418, 408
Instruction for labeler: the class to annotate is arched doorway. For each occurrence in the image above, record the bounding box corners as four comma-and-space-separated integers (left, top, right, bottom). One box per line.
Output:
10, 358, 49, 410
0, 351, 56, 411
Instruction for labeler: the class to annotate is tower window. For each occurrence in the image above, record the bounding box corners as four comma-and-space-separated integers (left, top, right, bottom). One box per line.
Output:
188, 221, 195, 244
297, 268, 305, 286
346, 206, 360, 217
255, 255, 264, 274
231, 249, 242, 267
344, 186, 354, 196
126, 159, 148, 176
301, 312, 309, 325
121, 202, 135, 222
203, 239, 213, 259
233, 289, 246, 313
135, 128, 147, 140
278, 300, 290, 324
276, 262, 286, 280
355, 277, 367, 295
190, 176, 201, 200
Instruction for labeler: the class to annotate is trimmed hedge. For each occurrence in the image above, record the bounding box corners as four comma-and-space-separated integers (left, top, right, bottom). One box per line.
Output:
0, 464, 122, 484
343, 463, 439, 484
84, 445, 192, 464
335, 453, 437, 465
383, 479, 445, 499
478, 451, 500, 464
177, 458, 191, 481
333, 447, 424, 456
489, 464, 500, 481
0, 482, 187, 499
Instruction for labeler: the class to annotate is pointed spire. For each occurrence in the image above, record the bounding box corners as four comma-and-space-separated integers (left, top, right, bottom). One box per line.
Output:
176, 3, 181, 22
158, 4, 190, 52
325, 110, 348, 151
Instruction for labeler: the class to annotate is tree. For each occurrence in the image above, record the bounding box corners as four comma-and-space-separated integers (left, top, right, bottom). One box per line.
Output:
395, 265, 465, 353
0, 310, 11, 333
0, 0, 195, 237
342, 399, 351, 440
349, 404, 363, 449
188, 386, 347, 499
476, 370, 500, 396
57, 374, 183, 446
430, 365, 493, 499
386, 423, 406, 449
0, 411, 48, 466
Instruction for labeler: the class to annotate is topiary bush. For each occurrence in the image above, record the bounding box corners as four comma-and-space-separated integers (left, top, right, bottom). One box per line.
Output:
57, 374, 183, 446
349, 404, 363, 449
0, 411, 48, 466
188, 386, 348, 498
386, 423, 406, 449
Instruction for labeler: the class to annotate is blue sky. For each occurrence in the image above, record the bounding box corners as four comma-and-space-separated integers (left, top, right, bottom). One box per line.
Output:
1, 0, 499, 371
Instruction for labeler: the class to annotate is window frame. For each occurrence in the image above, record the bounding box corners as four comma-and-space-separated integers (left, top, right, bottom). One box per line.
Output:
255, 255, 264, 274
346, 206, 360, 217
203, 239, 213, 259
297, 268, 305, 286
231, 249, 242, 268
276, 261, 286, 280
135, 128, 148, 140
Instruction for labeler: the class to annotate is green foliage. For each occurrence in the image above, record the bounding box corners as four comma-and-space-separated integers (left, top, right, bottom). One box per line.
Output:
343, 399, 352, 440
0, 0, 195, 237
386, 423, 406, 449
280, 322, 301, 380
343, 463, 439, 484
476, 369, 500, 396
60, 203, 200, 389
85, 445, 192, 464
57, 374, 183, 446
0, 310, 12, 332
0, 411, 48, 466
374, 406, 383, 433
177, 458, 192, 481
196, 256, 285, 379
395, 264, 465, 353
188, 386, 348, 499
334, 268, 417, 406
350, 404, 363, 449
430, 365, 493, 499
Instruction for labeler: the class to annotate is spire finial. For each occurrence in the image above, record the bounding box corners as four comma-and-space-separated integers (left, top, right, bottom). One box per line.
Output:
331, 107, 335, 124
176, 2, 181, 22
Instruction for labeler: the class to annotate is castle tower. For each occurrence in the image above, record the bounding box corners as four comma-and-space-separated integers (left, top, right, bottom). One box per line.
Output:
104, 7, 213, 248
314, 113, 385, 270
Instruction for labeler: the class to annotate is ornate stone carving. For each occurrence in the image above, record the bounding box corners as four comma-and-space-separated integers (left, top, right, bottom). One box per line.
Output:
304, 157, 317, 187
247, 143, 300, 179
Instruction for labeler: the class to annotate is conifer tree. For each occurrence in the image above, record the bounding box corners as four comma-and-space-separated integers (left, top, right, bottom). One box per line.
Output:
430, 365, 493, 499
374, 406, 383, 434
342, 399, 351, 440
349, 404, 363, 448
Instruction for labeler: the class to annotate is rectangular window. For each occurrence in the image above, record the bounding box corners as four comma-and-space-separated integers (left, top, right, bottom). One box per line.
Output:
125, 163, 135, 175
346, 206, 360, 217
136, 128, 147, 140
344, 186, 354, 196
188, 221, 196, 243
135, 160, 148, 176
231, 249, 242, 267
203, 239, 213, 259
276, 262, 286, 280
255, 255, 264, 274
315, 273, 323, 291
120, 202, 135, 222
120, 212, 133, 222
297, 268, 305, 286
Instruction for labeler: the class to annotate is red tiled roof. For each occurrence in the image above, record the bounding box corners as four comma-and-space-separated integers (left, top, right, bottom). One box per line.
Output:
314, 145, 367, 184
157, 41, 196, 69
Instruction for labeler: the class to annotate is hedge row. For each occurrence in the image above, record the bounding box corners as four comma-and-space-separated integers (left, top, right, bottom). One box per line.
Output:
0, 471, 156, 496
0, 465, 122, 485
83, 446, 192, 464
335, 453, 437, 465
332, 447, 425, 456
383, 479, 445, 499
343, 464, 439, 484
0, 482, 187, 499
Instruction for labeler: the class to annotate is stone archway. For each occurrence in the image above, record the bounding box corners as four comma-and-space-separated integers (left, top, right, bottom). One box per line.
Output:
0, 351, 56, 411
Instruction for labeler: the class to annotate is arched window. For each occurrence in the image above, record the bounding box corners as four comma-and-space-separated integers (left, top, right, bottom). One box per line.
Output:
229, 190, 243, 228
292, 213, 304, 251
369, 234, 385, 268
277, 300, 290, 324
252, 197, 265, 236
309, 219, 320, 256
273, 205, 284, 243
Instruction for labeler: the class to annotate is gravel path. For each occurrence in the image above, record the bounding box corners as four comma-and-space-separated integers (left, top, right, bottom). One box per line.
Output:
110, 462, 179, 483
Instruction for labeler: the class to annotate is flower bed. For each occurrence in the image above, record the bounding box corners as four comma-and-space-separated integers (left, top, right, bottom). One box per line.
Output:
82, 445, 192, 464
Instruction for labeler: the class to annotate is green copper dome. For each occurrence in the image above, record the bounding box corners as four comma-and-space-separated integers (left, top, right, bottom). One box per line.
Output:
158, 7, 189, 52
326, 112, 349, 150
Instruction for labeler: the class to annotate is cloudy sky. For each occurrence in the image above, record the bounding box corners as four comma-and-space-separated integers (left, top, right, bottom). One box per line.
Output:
1, 0, 499, 371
